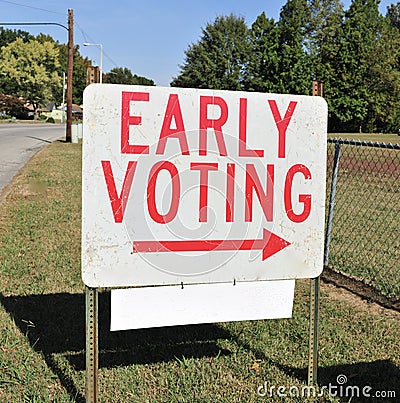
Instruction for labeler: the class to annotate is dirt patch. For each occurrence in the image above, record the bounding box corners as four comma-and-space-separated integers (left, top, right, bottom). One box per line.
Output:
320, 267, 400, 320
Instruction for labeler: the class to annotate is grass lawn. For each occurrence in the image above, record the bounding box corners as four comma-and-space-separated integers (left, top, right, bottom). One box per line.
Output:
0, 141, 399, 402
328, 133, 400, 144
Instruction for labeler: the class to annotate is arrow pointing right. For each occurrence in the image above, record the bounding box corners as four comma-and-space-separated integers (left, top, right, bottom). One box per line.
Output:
132, 228, 290, 262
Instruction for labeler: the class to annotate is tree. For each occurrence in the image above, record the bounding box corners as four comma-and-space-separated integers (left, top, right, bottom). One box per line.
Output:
366, 19, 400, 132
0, 94, 26, 118
365, 5, 400, 132
305, 0, 345, 129
387, 2, 400, 29
0, 30, 91, 107
0, 27, 33, 49
103, 67, 154, 86
276, 0, 312, 94
328, 0, 382, 132
0, 38, 62, 111
34, 33, 91, 105
56, 43, 91, 105
306, 0, 344, 80
171, 14, 251, 90
243, 12, 280, 93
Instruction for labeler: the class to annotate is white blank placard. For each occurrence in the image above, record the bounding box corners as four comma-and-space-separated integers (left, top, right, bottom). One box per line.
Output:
111, 280, 295, 331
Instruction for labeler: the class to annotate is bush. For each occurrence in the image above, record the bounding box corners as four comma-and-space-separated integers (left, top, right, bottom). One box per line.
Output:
46, 117, 55, 123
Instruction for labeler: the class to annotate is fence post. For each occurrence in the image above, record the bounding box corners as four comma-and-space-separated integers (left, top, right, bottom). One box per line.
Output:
324, 142, 341, 267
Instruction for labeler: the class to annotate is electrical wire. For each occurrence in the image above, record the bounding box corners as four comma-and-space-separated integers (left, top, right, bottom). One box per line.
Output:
1, 0, 120, 71
74, 19, 119, 69
0, 0, 66, 16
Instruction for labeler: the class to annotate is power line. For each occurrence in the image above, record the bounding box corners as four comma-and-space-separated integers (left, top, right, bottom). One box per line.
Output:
74, 19, 119, 70
74, 20, 90, 43
0, 0, 65, 16
0, 0, 120, 72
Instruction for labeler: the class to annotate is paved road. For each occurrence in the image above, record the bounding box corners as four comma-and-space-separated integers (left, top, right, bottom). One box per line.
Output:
0, 123, 66, 193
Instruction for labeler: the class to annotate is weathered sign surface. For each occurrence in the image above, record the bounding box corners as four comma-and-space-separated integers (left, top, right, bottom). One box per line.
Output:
82, 84, 327, 287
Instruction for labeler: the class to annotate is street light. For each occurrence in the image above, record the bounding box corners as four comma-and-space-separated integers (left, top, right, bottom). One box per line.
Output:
83, 42, 103, 83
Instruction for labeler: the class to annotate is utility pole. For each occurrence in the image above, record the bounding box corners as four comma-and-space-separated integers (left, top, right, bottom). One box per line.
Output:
66, 9, 74, 143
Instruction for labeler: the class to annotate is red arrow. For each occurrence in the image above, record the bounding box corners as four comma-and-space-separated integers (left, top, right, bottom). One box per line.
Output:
132, 228, 290, 261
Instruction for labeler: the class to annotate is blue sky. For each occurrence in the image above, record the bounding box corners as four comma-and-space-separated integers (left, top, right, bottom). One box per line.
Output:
0, 0, 394, 86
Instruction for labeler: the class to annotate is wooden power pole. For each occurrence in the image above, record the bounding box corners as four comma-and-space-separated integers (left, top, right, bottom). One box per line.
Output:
66, 9, 74, 142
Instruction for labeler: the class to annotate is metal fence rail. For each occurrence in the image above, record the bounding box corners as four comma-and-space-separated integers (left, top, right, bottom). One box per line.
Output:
325, 138, 400, 299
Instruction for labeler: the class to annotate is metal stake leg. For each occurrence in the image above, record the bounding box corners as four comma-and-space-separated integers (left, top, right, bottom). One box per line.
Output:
308, 142, 341, 386
308, 277, 320, 386
86, 286, 98, 403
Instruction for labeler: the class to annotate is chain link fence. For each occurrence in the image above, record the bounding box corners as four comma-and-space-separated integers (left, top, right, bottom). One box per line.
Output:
324, 138, 400, 300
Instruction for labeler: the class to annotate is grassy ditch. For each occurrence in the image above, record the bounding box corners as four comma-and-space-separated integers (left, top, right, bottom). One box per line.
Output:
0, 141, 399, 402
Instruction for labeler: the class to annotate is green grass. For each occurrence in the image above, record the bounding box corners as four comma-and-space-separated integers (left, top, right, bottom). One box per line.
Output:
328, 132, 400, 144
0, 141, 399, 402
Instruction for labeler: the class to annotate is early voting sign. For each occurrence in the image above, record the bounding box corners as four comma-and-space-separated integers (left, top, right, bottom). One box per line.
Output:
82, 84, 327, 288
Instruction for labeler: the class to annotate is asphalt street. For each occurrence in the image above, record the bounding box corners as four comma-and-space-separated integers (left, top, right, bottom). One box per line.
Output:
0, 123, 66, 194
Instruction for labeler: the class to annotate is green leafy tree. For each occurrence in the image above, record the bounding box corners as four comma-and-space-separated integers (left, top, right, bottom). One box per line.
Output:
387, 2, 400, 29
56, 43, 91, 105
0, 27, 33, 49
306, 0, 344, 81
103, 67, 154, 86
130, 74, 155, 86
365, 5, 400, 132
305, 0, 345, 129
171, 14, 251, 90
276, 0, 312, 94
243, 12, 280, 93
34, 33, 90, 105
0, 38, 62, 111
0, 30, 90, 107
35, 33, 56, 44
328, 0, 382, 132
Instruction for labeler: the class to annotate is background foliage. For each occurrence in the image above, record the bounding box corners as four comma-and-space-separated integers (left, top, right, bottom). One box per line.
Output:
0, 27, 153, 111
172, 0, 400, 133
1, 0, 400, 132
103, 67, 155, 86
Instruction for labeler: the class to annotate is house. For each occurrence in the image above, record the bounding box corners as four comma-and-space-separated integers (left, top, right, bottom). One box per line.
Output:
41, 103, 83, 122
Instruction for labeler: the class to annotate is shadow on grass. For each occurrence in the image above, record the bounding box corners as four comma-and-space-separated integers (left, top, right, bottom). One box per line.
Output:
1, 291, 399, 402
318, 361, 400, 402
234, 336, 400, 402
0, 291, 231, 402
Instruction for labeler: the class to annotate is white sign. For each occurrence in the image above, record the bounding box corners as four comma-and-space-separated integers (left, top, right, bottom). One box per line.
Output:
82, 84, 327, 288
111, 280, 295, 330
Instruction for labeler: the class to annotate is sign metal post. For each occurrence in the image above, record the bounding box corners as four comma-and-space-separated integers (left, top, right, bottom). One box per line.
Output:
85, 286, 98, 403
308, 277, 320, 385
307, 82, 325, 386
